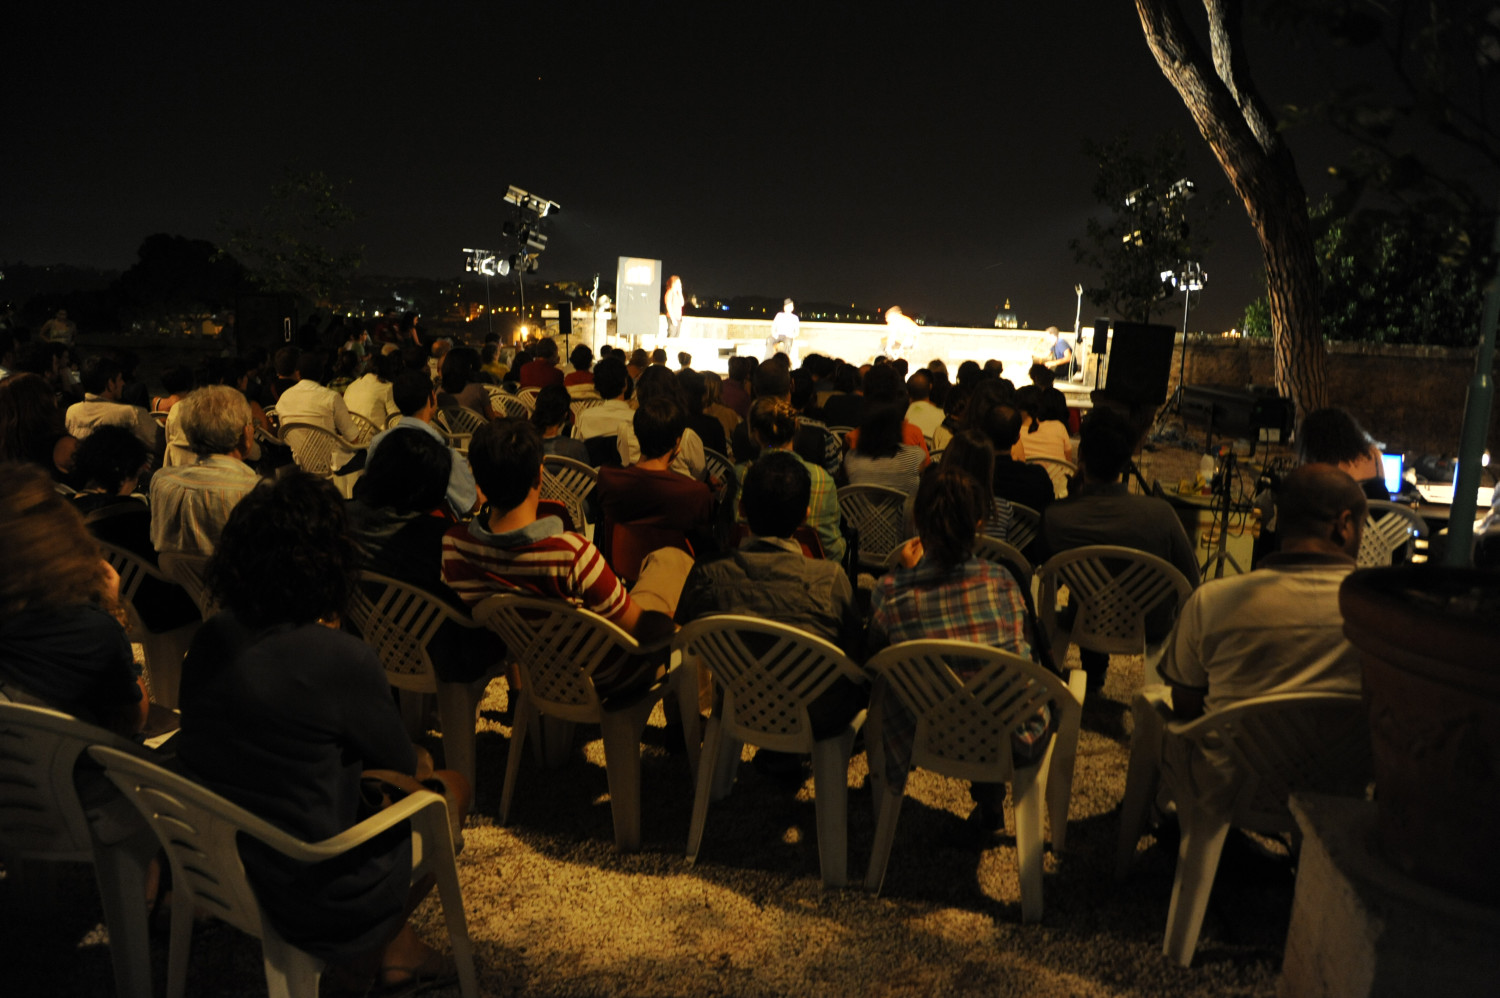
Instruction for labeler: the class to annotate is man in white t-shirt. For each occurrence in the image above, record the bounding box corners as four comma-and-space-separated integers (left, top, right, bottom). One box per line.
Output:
904, 369, 943, 443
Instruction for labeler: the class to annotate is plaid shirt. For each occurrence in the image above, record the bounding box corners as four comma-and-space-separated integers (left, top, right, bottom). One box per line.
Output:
149, 454, 261, 555
735, 450, 845, 564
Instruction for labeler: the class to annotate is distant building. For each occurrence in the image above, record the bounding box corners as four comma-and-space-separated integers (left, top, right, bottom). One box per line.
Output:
994, 298, 1020, 329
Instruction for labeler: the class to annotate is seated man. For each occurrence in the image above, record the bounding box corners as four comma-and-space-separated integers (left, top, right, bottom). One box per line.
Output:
1042, 405, 1200, 693
518, 337, 565, 389
597, 397, 715, 576
1159, 464, 1366, 720
150, 386, 261, 555
272, 348, 360, 471
441, 419, 692, 697
364, 369, 479, 518
574, 356, 634, 467
64, 355, 159, 450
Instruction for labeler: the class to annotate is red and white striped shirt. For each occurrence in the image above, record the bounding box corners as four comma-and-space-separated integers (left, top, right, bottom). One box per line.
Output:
441, 515, 631, 624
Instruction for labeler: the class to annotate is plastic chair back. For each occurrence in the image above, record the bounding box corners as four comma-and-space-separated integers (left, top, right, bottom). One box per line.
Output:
345, 411, 379, 444
1027, 456, 1076, 498
1036, 545, 1194, 657
347, 573, 478, 695
1358, 500, 1428, 567
838, 484, 908, 571
473, 595, 634, 717
541, 455, 597, 530
974, 536, 1033, 585
96, 540, 196, 707
516, 387, 540, 413
158, 552, 215, 620
1006, 503, 1042, 552
486, 387, 530, 420
279, 421, 363, 478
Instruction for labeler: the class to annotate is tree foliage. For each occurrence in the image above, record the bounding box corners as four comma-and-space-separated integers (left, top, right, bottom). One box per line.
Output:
1070, 132, 1215, 324
117, 233, 246, 316
225, 168, 363, 307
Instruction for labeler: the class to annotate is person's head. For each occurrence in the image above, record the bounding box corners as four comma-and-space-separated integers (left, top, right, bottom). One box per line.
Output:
702, 370, 725, 405
357, 427, 451, 515
765, 352, 791, 373
982, 359, 1004, 379
1277, 464, 1368, 557
0, 373, 65, 465
159, 365, 194, 398
677, 351, 692, 369
392, 369, 435, 418
906, 370, 932, 402
530, 384, 573, 433
468, 418, 543, 515
273, 345, 301, 379
803, 353, 835, 381
741, 450, 811, 539
855, 400, 906, 458
0, 463, 114, 618
928, 365, 951, 407
569, 343, 593, 373
535, 338, 559, 364
752, 364, 792, 401
650, 348, 668, 366
1028, 363, 1055, 389
956, 360, 982, 388
430, 338, 453, 363
629, 348, 648, 371
676, 368, 707, 416
593, 356, 629, 401
727, 355, 751, 384
79, 356, 125, 397
180, 385, 253, 456
479, 343, 498, 367
374, 349, 404, 384
634, 364, 688, 411
1013, 385, 1042, 430
296, 350, 327, 385
914, 464, 988, 572
1076, 405, 1138, 483
964, 378, 1014, 437
1044, 325, 1061, 344
983, 404, 1023, 451
73, 425, 149, 494
748, 396, 798, 449
861, 363, 905, 406
634, 397, 686, 461
400, 342, 428, 372
940, 429, 996, 515
892, 358, 909, 380
1297, 407, 1378, 467
440, 347, 481, 393
782, 298, 794, 313
207, 473, 356, 628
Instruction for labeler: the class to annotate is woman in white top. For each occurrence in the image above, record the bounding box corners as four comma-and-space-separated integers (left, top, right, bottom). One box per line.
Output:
1010, 385, 1074, 464
342, 350, 401, 428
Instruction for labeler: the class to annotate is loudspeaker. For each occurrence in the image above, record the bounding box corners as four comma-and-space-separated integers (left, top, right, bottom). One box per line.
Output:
1102, 321, 1175, 405
1091, 317, 1110, 353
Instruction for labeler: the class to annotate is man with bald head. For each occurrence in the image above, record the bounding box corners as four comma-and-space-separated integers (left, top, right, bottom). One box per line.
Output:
1158, 464, 1367, 720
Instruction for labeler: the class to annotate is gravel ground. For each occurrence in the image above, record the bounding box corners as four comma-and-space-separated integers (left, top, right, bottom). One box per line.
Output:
3, 643, 1298, 998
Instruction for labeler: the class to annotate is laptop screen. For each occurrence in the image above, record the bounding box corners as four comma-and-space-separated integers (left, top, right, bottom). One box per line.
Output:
1381, 452, 1404, 495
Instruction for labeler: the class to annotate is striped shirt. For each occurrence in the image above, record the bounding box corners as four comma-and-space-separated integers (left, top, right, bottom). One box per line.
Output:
149, 454, 261, 555
842, 443, 928, 494
441, 515, 631, 622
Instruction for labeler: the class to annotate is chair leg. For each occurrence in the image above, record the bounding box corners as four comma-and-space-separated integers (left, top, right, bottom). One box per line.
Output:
434, 681, 479, 808
686, 715, 722, 864
598, 711, 647, 851
1116, 691, 1168, 881
1163, 801, 1231, 966
862, 781, 905, 894
91, 829, 158, 998
427, 815, 480, 998
1012, 762, 1046, 924
1045, 681, 1084, 854
709, 728, 741, 802
810, 732, 853, 888
164, 859, 197, 998
140, 624, 196, 709
258, 926, 324, 998
499, 690, 532, 825
670, 663, 703, 781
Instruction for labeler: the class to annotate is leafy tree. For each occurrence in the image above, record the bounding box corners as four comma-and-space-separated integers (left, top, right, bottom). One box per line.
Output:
117, 234, 247, 316
1070, 132, 1215, 323
1241, 294, 1270, 339
225, 168, 364, 308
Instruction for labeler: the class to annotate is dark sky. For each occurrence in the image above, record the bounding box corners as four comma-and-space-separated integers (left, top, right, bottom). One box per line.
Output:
4, 3, 1386, 331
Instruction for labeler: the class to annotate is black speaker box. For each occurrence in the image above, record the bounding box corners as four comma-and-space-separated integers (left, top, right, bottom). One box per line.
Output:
1102, 321, 1175, 405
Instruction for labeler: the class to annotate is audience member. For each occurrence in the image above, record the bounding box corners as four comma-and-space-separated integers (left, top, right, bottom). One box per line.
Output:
676, 368, 728, 456
574, 356, 634, 466
0, 371, 80, 485
437, 347, 495, 419
1011, 385, 1074, 464
151, 365, 194, 413
531, 384, 591, 464
519, 338, 565, 389
150, 386, 261, 555
842, 398, 928, 494
818, 364, 865, 428
0, 463, 147, 736
730, 365, 838, 473
64, 355, 159, 450
565, 344, 595, 390
270, 345, 300, 402
179, 472, 467, 991
617, 366, 706, 480
344, 349, 402, 428
701, 371, 741, 445
738, 397, 845, 564
1297, 407, 1389, 500
273, 348, 361, 470
1042, 406, 1200, 693
364, 370, 479, 518
939, 428, 1012, 540
905, 370, 944, 443
721, 356, 752, 419
985, 404, 1056, 515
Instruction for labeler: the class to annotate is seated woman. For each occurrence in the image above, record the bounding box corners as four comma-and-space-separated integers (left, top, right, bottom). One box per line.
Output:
0, 463, 147, 737
869, 465, 1050, 834
842, 401, 928, 495
347, 430, 502, 684
177, 473, 468, 992
436, 347, 495, 420
71, 426, 200, 632
1010, 385, 1074, 464
0, 372, 82, 488
939, 428, 1012, 540
530, 384, 591, 465
344, 349, 402, 428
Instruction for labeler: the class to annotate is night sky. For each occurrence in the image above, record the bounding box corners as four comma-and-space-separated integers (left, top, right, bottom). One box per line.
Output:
5, 4, 1383, 332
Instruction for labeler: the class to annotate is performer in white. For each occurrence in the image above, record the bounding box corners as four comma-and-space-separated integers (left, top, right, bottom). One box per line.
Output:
883, 305, 920, 361
768, 298, 799, 366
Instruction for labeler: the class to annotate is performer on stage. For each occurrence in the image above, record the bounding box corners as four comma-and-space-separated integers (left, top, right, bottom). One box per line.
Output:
1034, 326, 1073, 378
767, 298, 799, 366
883, 305, 920, 361
664, 274, 684, 338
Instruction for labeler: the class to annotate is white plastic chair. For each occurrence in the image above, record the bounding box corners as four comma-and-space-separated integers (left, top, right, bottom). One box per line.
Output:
96, 540, 198, 708
838, 484, 909, 572
346, 572, 502, 800
861, 641, 1083, 919
674, 616, 869, 887
1027, 456, 1076, 498
541, 455, 598, 530
974, 536, 1034, 586
485, 386, 530, 420
345, 410, 379, 444
1358, 500, 1428, 567
569, 397, 603, 428
158, 551, 216, 620
516, 386, 540, 413
1035, 545, 1195, 682
89, 744, 479, 998
279, 421, 366, 497
1115, 690, 1370, 965
0, 704, 159, 998
472, 594, 701, 851
1006, 502, 1042, 553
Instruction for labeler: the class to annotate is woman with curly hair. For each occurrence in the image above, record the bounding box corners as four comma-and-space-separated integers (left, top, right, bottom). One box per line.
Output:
0, 371, 82, 486
176, 472, 467, 992
0, 463, 146, 735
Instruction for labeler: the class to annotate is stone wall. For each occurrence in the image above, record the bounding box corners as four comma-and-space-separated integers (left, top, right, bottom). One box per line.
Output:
1169, 336, 1499, 458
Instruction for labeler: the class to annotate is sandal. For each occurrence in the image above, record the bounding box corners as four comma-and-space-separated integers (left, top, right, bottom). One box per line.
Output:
372, 951, 458, 998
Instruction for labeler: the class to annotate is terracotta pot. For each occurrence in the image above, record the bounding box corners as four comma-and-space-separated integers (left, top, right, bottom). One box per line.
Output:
1340, 566, 1500, 905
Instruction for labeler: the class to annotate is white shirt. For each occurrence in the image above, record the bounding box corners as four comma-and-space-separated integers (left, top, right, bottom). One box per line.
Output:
575, 398, 635, 442
905, 400, 944, 442
275, 379, 359, 468
342, 373, 396, 427
65, 395, 158, 450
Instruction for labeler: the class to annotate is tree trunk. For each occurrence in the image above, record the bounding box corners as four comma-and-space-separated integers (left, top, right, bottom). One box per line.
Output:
1135, 0, 1329, 420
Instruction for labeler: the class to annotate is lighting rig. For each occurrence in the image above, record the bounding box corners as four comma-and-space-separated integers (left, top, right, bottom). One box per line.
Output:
1162, 260, 1207, 413
461, 185, 562, 338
